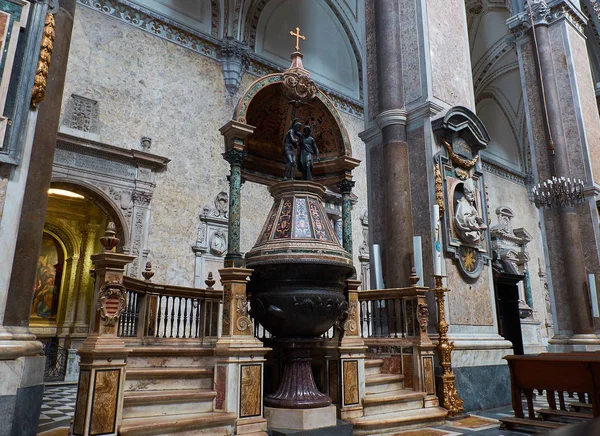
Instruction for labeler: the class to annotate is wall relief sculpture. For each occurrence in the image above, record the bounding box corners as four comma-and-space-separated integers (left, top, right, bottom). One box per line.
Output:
193, 192, 230, 289
433, 106, 491, 279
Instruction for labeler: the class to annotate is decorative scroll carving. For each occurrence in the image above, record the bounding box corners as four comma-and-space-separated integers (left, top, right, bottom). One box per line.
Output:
343, 301, 358, 334
235, 294, 252, 333
98, 281, 127, 326
417, 303, 429, 333
68, 95, 98, 132
31, 13, 55, 109
132, 190, 152, 206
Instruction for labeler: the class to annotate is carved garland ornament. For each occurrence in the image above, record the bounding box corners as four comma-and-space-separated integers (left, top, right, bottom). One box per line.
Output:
434, 163, 445, 213
97, 281, 127, 326
31, 13, 55, 109
443, 139, 479, 169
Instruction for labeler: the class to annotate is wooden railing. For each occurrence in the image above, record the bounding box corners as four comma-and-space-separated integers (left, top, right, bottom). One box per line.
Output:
118, 276, 222, 340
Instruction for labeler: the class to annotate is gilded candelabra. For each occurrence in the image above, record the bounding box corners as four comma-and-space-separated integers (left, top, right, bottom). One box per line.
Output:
433, 275, 464, 417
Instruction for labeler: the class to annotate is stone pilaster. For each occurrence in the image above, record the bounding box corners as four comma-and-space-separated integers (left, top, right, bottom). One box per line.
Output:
338, 179, 355, 254
509, 0, 600, 348
72, 223, 135, 436
215, 267, 269, 435
220, 121, 255, 268
337, 279, 366, 419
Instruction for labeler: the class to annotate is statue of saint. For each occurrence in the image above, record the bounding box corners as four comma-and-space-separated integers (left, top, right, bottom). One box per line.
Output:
297, 125, 320, 181
454, 178, 487, 244
283, 119, 302, 180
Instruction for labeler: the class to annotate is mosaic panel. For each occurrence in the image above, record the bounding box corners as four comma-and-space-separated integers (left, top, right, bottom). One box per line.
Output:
274, 197, 293, 239
293, 197, 312, 238
308, 198, 330, 241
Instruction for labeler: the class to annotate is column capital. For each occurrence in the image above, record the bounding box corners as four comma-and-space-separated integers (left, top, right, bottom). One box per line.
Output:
223, 148, 247, 166
508, 0, 587, 36
338, 179, 355, 195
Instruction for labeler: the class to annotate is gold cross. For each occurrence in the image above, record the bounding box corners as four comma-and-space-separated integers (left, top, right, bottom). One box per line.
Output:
289, 27, 305, 51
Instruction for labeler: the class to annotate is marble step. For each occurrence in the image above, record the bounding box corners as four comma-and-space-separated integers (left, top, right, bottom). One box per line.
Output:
127, 346, 215, 368
362, 389, 426, 416
364, 359, 384, 376
349, 406, 448, 435
125, 367, 213, 391
365, 373, 404, 394
119, 411, 237, 436
122, 389, 217, 419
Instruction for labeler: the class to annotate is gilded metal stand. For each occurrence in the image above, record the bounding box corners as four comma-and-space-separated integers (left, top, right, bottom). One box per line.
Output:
433, 275, 464, 417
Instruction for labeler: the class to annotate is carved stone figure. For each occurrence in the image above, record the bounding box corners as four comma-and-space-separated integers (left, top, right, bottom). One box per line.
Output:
454, 178, 487, 244
283, 119, 302, 179
297, 125, 320, 181
209, 230, 227, 256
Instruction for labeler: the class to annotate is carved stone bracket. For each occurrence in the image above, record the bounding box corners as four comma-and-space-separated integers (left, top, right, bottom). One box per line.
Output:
220, 37, 250, 96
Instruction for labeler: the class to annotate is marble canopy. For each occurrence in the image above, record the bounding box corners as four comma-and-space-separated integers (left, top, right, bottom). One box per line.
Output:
227, 68, 360, 192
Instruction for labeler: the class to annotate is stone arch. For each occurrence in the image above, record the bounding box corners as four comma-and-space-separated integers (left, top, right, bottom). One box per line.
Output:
49, 178, 129, 247
43, 220, 80, 260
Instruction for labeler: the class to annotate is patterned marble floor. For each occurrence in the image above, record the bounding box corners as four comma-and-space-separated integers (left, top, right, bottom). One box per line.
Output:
36, 384, 580, 435
37, 384, 77, 435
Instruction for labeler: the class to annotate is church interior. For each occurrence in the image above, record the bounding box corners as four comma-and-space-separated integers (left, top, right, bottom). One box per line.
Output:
2, 0, 600, 435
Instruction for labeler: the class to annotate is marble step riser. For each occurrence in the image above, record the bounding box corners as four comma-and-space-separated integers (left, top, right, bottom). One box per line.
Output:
120, 424, 233, 436
363, 398, 425, 416
122, 398, 215, 419
352, 418, 447, 436
365, 366, 382, 376
365, 381, 404, 395
127, 356, 215, 368
125, 377, 213, 392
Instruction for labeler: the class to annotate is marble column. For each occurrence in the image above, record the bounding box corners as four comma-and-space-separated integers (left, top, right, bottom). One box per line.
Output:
509, 0, 600, 347
0, 2, 76, 434
372, 0, 413, 288
219, 121, 255, 268
338, 179, 355, 254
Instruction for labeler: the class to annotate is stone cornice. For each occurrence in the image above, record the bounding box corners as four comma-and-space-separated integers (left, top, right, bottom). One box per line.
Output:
76, 0, 364, 118
56, 132, 171, 170
508, 0, 587, 36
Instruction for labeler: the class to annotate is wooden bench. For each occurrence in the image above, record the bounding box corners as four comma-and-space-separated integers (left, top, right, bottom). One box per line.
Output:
500, 354, 600, 431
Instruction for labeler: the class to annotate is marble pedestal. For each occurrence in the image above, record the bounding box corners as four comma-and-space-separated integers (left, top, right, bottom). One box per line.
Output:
265, 405, 337, 431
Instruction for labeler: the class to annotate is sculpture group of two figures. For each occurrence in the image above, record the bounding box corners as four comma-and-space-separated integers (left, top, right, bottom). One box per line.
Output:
283, 118, 320, 181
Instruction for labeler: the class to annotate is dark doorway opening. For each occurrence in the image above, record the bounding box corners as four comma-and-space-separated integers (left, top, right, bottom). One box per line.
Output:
493, 259, 525, 355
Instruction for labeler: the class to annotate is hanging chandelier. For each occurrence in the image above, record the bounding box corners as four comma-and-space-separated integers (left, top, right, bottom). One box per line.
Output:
532, 176, 585, 208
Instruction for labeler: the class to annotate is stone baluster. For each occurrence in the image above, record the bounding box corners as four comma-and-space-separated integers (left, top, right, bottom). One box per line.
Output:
338, 178, 355, 254
219, 120, 255, 268
71, 223, 135, 436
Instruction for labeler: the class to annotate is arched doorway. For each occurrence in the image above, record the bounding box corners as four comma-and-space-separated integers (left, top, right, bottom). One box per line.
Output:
30, 182, 125, 352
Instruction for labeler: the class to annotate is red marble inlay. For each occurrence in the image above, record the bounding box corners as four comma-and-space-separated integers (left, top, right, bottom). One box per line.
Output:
215, 366, 226, 410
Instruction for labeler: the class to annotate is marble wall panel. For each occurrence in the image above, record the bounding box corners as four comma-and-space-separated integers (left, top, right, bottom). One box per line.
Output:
400, 0, 423, 104
427, 0, 475, 108
0, 166, 9, 223
62, 5, 367, 286
342, 360, 359, 406
447, 261, 494, 326
568, 26, 600, 182
90, 369, 120, 434
364, 0, 377, 121
328, 360, 339, 404
73, 369, 90, 435
239, 364, 261, 418
485, 172, 549, 343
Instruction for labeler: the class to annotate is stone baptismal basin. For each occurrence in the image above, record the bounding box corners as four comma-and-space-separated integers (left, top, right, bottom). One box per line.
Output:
245, 180, 354, 408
